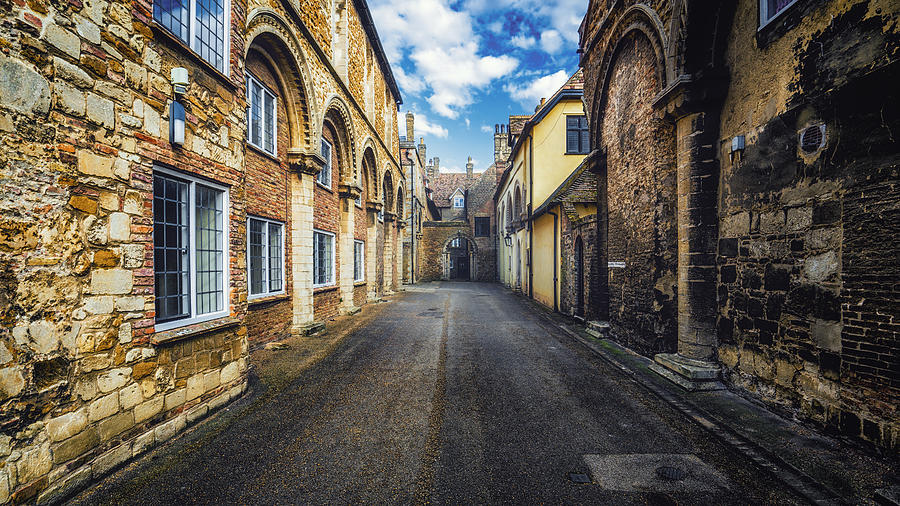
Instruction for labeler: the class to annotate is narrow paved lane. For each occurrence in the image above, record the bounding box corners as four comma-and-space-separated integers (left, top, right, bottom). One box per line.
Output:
74, 282, 798, 505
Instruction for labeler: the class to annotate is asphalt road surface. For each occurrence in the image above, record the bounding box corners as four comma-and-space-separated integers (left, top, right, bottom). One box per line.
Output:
72, 282, 800, 505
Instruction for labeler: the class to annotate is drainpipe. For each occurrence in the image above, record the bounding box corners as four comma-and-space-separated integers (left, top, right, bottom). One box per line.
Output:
546, 208, 558, 312
528, 133, 534, 299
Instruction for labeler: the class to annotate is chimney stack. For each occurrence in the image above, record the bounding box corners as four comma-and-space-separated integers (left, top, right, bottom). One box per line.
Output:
417, 136, 426, 167
433, 156, 440, 177
405, 111, 414, 143
466, 156, 473, 177
494, 122, 511, 166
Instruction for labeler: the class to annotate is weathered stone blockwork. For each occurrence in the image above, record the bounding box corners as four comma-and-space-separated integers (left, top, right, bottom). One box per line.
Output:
580, 0, 899, 449
0, 0, 403, 498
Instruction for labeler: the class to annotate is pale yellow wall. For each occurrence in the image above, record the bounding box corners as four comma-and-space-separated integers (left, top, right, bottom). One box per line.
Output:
531, 100, 587, 209
497, 144, 528, 288
531, 211, 559, 309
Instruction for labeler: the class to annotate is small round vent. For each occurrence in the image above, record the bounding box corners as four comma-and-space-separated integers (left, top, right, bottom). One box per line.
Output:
800, 124, 826, 154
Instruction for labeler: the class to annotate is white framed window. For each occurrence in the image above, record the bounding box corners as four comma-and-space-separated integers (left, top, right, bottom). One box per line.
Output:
453, 195, 464, 208
247, 216, 284, 299
313, 229, 335, 287
246, 74, 276, 156
759, 0, 798, 28
353, 240, 365, 282
153, 0, 230, 73
318, 139, 332, 188
153, 167, 230, 331
377, 209, 384, 222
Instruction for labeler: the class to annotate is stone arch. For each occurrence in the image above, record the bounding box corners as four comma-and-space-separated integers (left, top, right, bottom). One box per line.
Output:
396, 184, 404, 221
360, 144, 378, 203
358, 137, 378, 195
245, 10, 319, 153
588, 4, 669, 151
382, 169, 394, 213
506, 193, 513, 224
321, 96, 356, 183
666, 0, 736, 78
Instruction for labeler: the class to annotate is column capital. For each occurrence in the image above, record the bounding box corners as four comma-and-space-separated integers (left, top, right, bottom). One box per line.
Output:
287, 148, 325, 176
338, 183, 361, 200
652, 71, 729, 120
365, 200, 382, 213
383, 211, 396, 222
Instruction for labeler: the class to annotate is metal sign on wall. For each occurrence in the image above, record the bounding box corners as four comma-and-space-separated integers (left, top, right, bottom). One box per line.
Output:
608, 261, 625, 268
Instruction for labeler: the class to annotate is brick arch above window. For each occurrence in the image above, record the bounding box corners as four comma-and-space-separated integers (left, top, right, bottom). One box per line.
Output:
321, 95, 357, 184
246, 11, 319, 154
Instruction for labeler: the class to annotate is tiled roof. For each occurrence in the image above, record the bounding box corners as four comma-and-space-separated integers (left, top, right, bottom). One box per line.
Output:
429, 163, 498, 207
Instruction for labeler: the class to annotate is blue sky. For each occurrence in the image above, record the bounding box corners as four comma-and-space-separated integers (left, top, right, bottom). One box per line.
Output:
370, 0, 587, 173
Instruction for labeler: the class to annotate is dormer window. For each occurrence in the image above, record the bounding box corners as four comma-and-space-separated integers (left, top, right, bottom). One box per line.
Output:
453, 195, 464, 208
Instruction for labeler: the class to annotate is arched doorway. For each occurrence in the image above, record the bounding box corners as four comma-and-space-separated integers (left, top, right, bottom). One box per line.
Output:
574, 236, 584, 317
441, 233, 476, 281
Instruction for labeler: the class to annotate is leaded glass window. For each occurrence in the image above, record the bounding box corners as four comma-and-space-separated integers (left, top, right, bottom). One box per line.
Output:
153, 168, 229, 329
246, 74, 276, 156
153, 0, 229, 72
247, 217, 284, 298
318, 139, 332, 188
313, 230, 334, 287
354, 240, 364, 282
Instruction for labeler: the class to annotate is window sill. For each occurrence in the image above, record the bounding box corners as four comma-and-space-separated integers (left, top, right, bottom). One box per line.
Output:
755, 0, 809, 48
150, 23, 235, 91
248, 293, 289, 307
313, 284, 339, 294
315, 182, 334, 193
354, 280, 366, 287
152, 315, 240, 346
565, 151, 589, 155
247, 143, 280, 163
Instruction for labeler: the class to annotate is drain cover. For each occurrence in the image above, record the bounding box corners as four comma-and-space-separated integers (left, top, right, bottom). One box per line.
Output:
568, 472, 591, 484
655, 466, 687, 481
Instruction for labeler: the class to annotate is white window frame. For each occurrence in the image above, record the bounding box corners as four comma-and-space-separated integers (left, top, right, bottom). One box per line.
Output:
153, 166, 230, 332
246, 74, 277, 157
313, 229, 336, 288
318, 139, 332, 189
153, 0, 231, 74
759, 0, 798, 29
246, 216, 285, 300
353, 239, 365, 282
453, 195, 464, 208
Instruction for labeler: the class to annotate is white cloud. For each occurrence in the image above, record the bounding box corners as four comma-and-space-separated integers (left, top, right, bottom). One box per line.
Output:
480, 124, 493, 133
504, 69, 569, 108
406, 112, 449, 139
465, 118, 471, 128
511, 34, 536, 49
371, 0, 518, 119
539, 30, 563, 54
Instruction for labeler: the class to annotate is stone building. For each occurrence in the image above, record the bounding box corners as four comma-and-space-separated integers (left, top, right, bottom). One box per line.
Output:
419, 129, 506, 281
399, 113, 435, 284
579, 0, 898, 449
495, 71, 597, 313
0, 0, 401, 499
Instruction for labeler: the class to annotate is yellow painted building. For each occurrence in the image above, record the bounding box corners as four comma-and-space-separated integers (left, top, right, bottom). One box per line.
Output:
495, 71, 593, 310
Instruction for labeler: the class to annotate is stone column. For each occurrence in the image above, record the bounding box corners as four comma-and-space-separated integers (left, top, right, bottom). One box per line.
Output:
288, 150, 325, 335
365, 201, 381, 301
383, 212, 395, 294
338, 184, 360, 312
650, 76, 725, 390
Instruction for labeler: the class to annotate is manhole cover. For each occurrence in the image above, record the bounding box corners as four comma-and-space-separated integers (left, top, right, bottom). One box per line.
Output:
568, 472, 591, 484
655, 466, 687, 481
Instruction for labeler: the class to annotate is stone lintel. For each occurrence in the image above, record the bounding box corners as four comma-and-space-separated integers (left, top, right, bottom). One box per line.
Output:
287, 148, 326, 176
650, 353, 724, 391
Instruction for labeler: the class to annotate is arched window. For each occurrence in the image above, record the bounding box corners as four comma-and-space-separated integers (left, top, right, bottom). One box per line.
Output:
514, 185, 522, 219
